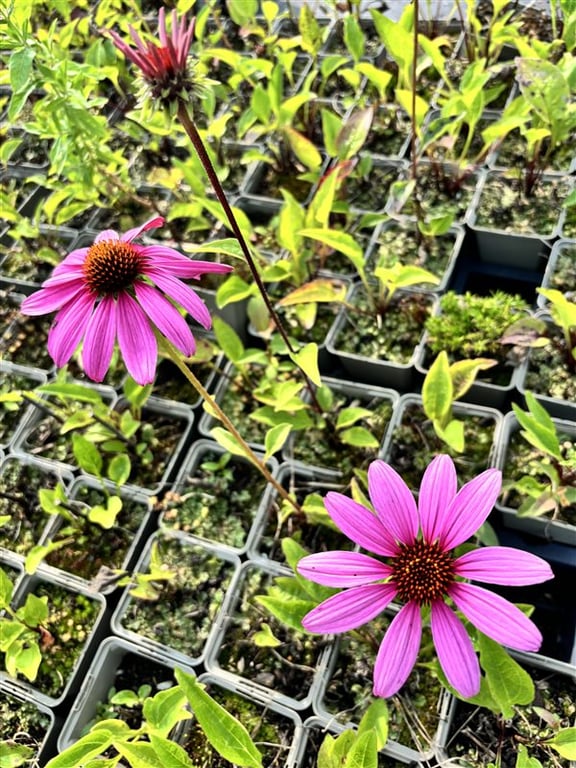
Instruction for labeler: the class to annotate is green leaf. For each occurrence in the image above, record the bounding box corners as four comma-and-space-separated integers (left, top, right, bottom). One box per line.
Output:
175, 670, 263, 767
357, 698, 389, 751
515, 743, 543, 768
88, 495, 122, 529
289, 342, 321, 386
278, 279, 348, 308
0, 741, 35, 768
44, 730, 114, 768
0, 568, 14, 606
339, 426, 379, 448
107, 454, 131, 485
10, 48, 35, 93
252, 622, 282, 648
450, 358, 498, 400
434, 419, 465, 453
210, 427, 254, 461
143, 686, 190, 737
37, 383, 104, 404
19, 593, 49, 626
72, 433, 103, 476
212, 317, 245, 364
478, 633, 534, 718
549, 727, 576, 759
24, 539, 70, 575
216, 275, 254, 308
298, 228, 364, 269
422, 351, 453, 426
284, 126, 323, 171
336, 406, 374, 430
114, 741, 164, 767
255, 593, 314, 631
512, 395, 561, 459
348, 730, 378, 768
264, 423, 292, 460
11, 642, 42, 682
335, 106, 374, 160
149, 735, 195, 768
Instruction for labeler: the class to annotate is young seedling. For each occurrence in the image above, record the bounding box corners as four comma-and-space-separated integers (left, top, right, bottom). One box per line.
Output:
505, 392, 576, 519
422, 350, 497, 453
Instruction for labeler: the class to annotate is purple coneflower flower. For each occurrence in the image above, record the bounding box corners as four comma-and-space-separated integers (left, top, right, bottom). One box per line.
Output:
298, 455, 554, 699
20, 216, 232, 385
108, 9, 200, 111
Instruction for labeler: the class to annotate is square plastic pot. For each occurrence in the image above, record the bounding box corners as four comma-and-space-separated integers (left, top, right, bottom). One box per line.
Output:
0, 569, 107, 708
57, 635, 195, 753
111, 530, 241, 667
159, 438, 278, 555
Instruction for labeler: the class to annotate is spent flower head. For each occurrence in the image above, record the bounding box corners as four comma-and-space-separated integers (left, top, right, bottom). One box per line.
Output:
20, 216, 232, 385
108, 8, 209, 114
298, 455, 553, 699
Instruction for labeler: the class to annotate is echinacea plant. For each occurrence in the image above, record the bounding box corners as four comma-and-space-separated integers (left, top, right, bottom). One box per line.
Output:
298, 455, 553, 699
20, 216, 232, 386
108, 7, 317, 390
19, 215, 298, 515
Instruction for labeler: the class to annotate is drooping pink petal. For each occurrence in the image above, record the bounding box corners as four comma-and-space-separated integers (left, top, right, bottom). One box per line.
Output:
95, 229, 120, 244
368, 460, 418, 546
51, 248, 89, 275
21, 280, 86, 315
47, 291, 96, 367
324, 492, 399, 557
454, 547, 554, 586
373, 602, 421, 698
145, 269, 212, 328
419, 454, 458, 545
449, 582, 543, 652
302, 583, 397, 635
298, 552, 392, 588
439, 468, 502, 551
116, 292, 157, 385
134, 282, 195, 356
82, 297, 117, 382
430, 600, 480, 698
143, 245, 234, 278
121, 216, 165, 243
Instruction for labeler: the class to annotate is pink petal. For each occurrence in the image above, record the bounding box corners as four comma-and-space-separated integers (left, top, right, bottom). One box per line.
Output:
449, 583, 543, 652
145, 269, 212, 328
82, 297, 117, 382
142, 246, 233, 278
95, 229, 120, 244
419, 455, 457, 544
52, 247, 89, 275
47, 292, 96, 367
373, 602, 421, 698
21, 280, 86, 315
439, 468, 502, 551
302, 583, 397, 634
121, 216, 165, 243
116, 292, 157, 385
298, 552, 392, 587
430, 600, 480, 698
454, 547, 554, 586
324, 492, 399, 557
134, 282, 195, 356
368, 460, 419, 546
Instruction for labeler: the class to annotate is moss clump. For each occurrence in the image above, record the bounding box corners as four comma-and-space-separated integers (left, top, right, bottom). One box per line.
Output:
426, 291, 530, 359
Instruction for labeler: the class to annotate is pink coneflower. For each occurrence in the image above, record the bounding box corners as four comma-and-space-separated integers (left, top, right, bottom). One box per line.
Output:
108, 9, 201, 111
298, 455, 554, 699
20, 216, 232, 385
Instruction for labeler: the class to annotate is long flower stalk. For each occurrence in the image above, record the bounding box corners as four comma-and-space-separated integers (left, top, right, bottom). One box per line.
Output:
157, 334, 301, 515
108, 10, 322, 409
